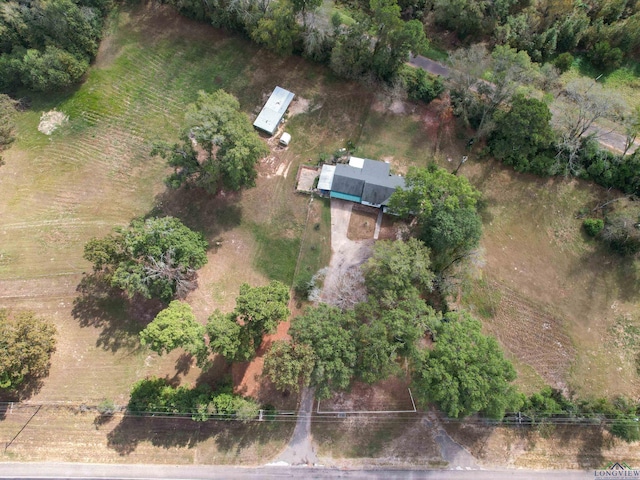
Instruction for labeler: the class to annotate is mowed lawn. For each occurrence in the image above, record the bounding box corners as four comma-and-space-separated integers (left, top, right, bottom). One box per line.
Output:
0, 1, 362, 407
2, 0, 640, 466
357, 104, 640, 401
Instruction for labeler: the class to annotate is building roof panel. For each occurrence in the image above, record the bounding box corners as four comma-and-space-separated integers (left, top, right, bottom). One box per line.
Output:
253, 86, 295, 136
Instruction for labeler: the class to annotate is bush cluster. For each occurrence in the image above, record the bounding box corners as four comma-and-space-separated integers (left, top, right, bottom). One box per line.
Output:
128, 377, 260, 422
398, 65, 445, 103
520, 387, 640, 443
583, 218, 604, 237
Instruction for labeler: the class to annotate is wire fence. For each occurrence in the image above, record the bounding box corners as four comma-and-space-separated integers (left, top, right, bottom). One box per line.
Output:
1, 401, 633, 426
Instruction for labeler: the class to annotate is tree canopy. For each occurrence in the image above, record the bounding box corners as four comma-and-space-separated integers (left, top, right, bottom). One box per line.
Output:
448, 45, 539, 136
362, 238, 434, 306
388, 165, 482, 273
412, 311, 521, 419
288, 304, 357, 399
0, 0, 109, 92
0, 310, 57, 391
140, 301, 207, 363
152, 90, 268, 195
84, 216, 208, 302
207, 280, 290, 362
263, 340, 315, 393
489, 94, 556, 175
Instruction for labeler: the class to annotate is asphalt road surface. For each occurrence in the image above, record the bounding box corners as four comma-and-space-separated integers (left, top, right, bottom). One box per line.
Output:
0, 462, 600, 480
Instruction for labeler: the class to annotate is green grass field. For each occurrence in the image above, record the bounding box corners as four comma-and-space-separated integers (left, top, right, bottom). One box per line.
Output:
2, 0, 640, 465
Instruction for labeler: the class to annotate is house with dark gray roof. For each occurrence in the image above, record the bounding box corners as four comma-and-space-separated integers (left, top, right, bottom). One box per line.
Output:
318, 157, 405, 210
253, 86, 295, 136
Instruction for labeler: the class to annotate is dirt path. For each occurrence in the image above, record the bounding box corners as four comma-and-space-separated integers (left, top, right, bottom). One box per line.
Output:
320, 199, 372, 309
423, 412, 479, 470
274, 387, 318, 466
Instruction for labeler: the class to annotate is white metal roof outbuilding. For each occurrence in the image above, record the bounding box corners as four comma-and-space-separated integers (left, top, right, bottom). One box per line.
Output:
318, 165, 336, 191
253, 86, 295, 136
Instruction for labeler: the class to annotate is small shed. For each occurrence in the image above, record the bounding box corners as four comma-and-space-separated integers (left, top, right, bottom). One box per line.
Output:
253, 86, 295, 136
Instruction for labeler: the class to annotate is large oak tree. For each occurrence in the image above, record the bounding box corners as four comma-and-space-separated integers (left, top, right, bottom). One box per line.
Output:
152, 90, 268, 195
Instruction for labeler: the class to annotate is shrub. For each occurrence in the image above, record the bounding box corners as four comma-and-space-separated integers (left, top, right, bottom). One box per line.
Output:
589, 41, 623, 71
611, 415, 640, 443
553, 53, 574, 73
294, 272, 314, 300
97, 398, 117, 415
602, 214, 640, 256
583, 218, 604, 237
398, 65, 444, 103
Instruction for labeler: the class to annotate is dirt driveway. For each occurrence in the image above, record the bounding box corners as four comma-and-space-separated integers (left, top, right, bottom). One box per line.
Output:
320, 199, 373, 309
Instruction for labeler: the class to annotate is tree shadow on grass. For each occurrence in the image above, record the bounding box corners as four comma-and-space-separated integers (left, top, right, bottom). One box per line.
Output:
556, 424, 607, 469
148, 187, 243, 249
568, 242, 640, 305
0, 376, 45, 403
71, 274, 164, 353
106, 413, 293, 457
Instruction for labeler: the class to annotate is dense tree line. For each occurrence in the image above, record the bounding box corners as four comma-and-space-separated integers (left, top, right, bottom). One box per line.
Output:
444, 45, 639, 198
0, 94, 17, 166
0, 0, 111, 92
159, 0, 439, 90
429, 0, 640, 65
519, 386, 640, 443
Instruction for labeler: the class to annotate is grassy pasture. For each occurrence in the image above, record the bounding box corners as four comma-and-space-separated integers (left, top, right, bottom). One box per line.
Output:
0, 0, 365, 403
2, 0, 640, 466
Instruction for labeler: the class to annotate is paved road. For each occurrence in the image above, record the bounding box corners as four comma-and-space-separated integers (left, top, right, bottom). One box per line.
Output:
409, 54, 639, 154
274, 386, 318, 466
409, 55, 450, 78
0, 462, 600, 479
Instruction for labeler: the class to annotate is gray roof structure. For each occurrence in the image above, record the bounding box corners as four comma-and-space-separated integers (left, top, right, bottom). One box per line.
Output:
253, 86, 295, 136
331, 158, 405, 207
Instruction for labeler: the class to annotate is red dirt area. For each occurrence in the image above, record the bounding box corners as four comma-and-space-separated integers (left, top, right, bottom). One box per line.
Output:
318, 377, 414, 412
232, 315, 297, 410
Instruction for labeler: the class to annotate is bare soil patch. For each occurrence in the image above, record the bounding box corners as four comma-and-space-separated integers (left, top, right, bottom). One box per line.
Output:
287, 96, 310, 117
347, 205, 378, 241
317, 377, 414, 412
232, 317, 298, 410
295, 165, 319, 192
